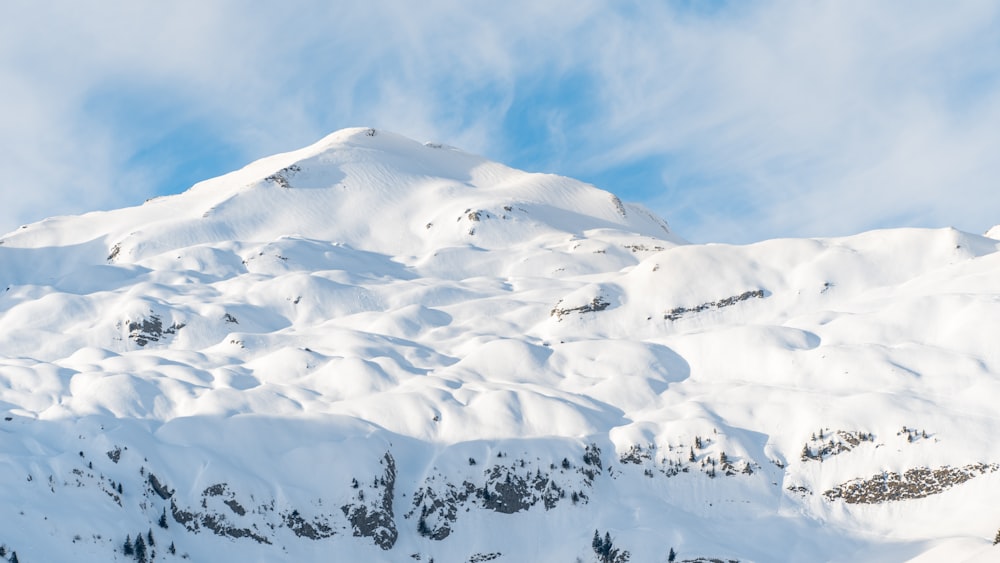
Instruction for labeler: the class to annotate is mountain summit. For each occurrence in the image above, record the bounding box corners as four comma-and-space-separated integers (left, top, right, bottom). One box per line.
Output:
4, 127, 678, 274
1, 129, 999, 562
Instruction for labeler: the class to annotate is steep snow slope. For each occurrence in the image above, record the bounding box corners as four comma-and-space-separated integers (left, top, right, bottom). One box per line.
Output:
0, 128, 998, 562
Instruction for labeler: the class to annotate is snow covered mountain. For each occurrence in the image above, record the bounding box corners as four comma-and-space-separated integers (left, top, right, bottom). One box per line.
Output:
1, 127, 999, 562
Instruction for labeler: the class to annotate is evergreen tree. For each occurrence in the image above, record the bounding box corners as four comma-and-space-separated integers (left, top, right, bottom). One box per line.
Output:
8, 552, 17, 563
147, 528, 155, 546
591, 530, 629, 563
158, 508, 168, 528
134, 534, 147, 563
123, 535, 134, 556
688, 447, 695, 462
168, 542, 176, 555
668, 547, 677, 562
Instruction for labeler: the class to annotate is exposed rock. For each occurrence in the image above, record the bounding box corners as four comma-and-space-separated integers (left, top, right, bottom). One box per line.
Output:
610, 194, 627, 217
823, 463, 999, 504
127, 314, 184, 346
283, 509, 334, 540
409, 455, 586, 541
551, 296, 610, 319
801, 430, 875, 462
264, 164, 301, 189
623, 243, 665, 253
664, 290, 765, 321
341, 452, 398, 550
147, 473, 173, 500
107, 243, 121, 263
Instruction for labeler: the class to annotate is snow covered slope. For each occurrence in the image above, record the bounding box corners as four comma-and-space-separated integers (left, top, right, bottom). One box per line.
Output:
0, 128, 999, 562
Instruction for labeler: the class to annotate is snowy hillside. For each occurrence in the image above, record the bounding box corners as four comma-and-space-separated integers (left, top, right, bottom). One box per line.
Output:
1, 127, 999, 562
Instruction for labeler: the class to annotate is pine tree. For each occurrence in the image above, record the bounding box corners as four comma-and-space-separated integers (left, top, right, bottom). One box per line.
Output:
123, 535, 134, 556
134, 534, 147, 563
168, 542, 176, 555
993, 528, 1000, 545
668, 547, 677, 562
147, 528, 155, 546
158, 508, 168, 529
591, 530, 629, 563
8, 553, 18, 563
688, 447, 695, 462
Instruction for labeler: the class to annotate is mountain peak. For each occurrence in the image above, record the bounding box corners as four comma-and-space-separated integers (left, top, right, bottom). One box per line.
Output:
2, 128, 998, 562
2, 128, 680, 277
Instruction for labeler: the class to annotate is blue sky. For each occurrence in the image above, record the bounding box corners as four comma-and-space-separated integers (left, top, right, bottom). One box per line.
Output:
2, 1, 999, 243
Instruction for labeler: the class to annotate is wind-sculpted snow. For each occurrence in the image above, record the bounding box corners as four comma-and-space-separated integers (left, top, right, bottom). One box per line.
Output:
1, 128, 1000, 561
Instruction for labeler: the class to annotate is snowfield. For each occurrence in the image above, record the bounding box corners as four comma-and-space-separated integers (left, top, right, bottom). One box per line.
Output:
1, 128, 999, 562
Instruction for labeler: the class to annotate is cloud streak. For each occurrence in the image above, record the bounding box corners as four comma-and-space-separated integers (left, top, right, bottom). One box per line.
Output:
1, 1, 998, 242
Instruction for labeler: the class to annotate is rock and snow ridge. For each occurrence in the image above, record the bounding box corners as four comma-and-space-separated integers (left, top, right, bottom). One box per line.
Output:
1, 127, 999, 562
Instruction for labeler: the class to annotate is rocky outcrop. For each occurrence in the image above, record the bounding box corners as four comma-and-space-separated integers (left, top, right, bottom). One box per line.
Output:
341, 452, 398, 550
264, 164, 301, 189
801, 429, 875, 462
409, 447, 604, 541
823, 463, 999, 504
126, 314, 184, 346
664, 290, 765, 321
551, 296, 610, 319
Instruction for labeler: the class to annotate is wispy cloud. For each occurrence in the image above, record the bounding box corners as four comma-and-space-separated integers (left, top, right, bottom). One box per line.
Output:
1, 1, 998, 242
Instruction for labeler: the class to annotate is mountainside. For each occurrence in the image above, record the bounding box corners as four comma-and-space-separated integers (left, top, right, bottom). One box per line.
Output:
1, 127, 999, 562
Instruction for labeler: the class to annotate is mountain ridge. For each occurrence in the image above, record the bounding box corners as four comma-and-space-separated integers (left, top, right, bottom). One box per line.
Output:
0, 129, 998, 562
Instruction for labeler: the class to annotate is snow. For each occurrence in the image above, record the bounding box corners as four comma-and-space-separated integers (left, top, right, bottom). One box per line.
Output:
0, 127, 998, 562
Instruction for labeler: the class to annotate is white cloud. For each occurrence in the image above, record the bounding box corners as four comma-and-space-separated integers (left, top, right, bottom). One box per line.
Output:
1, 1, 997, 241
572, 0, 1000, 241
